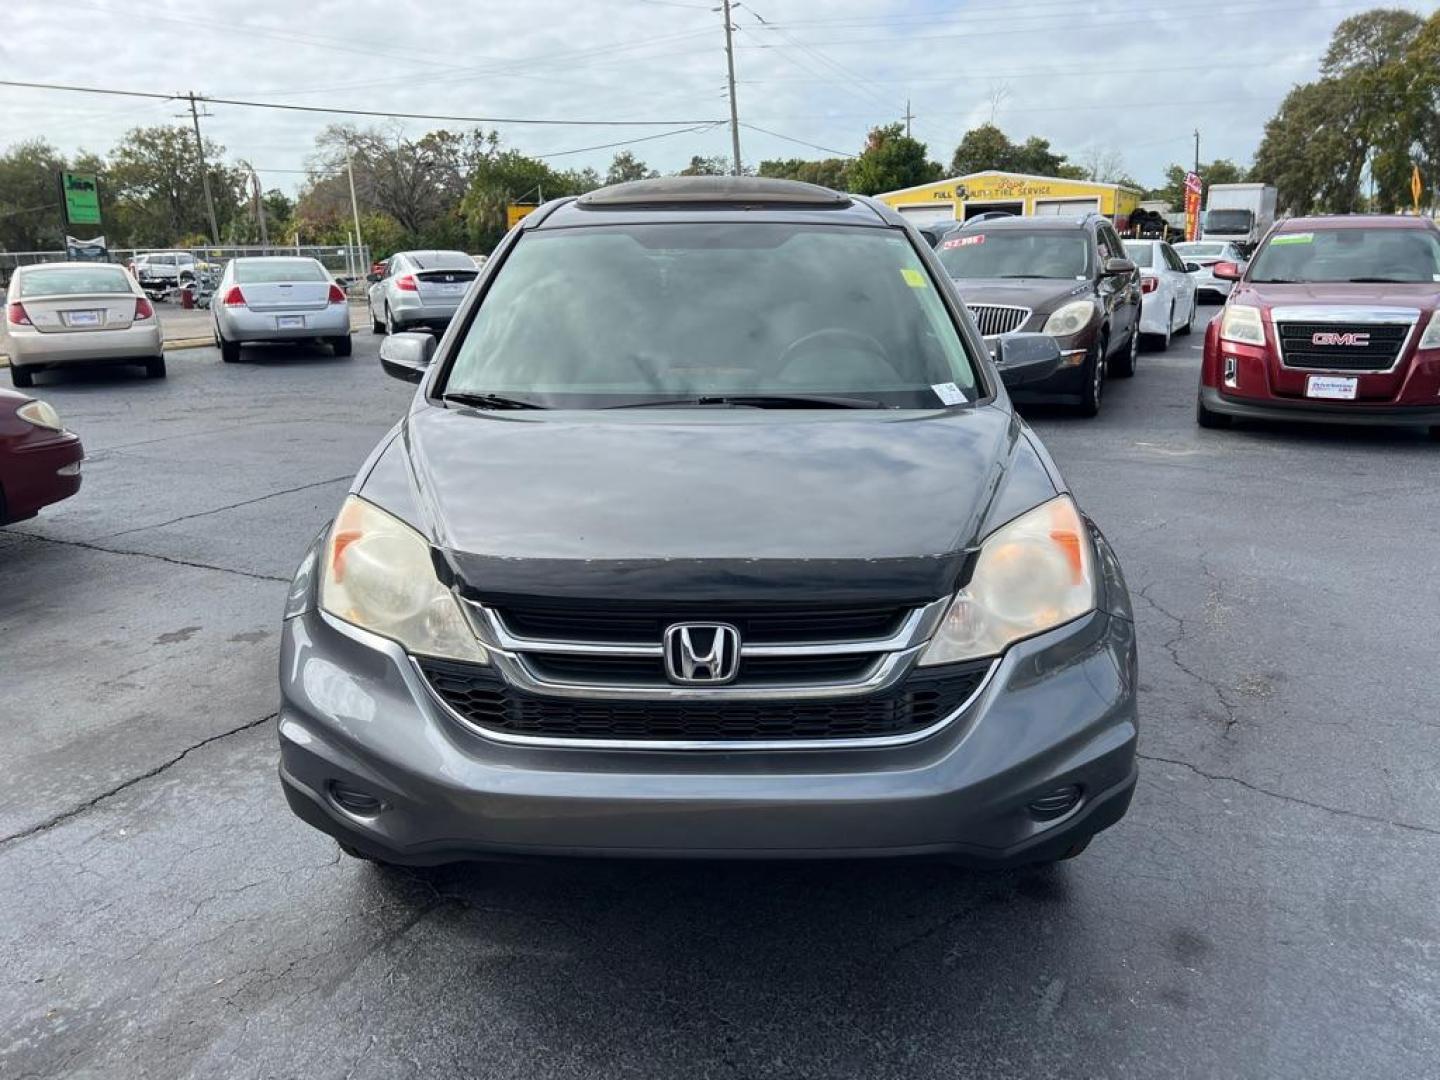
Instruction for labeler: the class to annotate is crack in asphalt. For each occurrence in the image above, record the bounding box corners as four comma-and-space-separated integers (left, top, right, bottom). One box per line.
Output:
0, 711, 278, 849
99, 474, 350, 541
8, 531, 289, 583
1135, 581, 1241, 736
1138, 752, 1440, 837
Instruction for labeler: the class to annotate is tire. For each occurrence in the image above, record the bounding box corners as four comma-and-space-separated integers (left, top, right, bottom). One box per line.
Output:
370, 300, 385, 334
1177, 295, 1196, 336
10, 365, 34, 389
1196, 392, 1232, 429
220, 336, 242, 364
145, 356, 167, 379
331, 335, 353, 357
384, 304, 398, 336
1077, 335, 1107, 416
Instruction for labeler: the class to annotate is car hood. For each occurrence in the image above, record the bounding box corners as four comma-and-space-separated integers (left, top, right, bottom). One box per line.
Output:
1235, 281, 1440, 310
949, 278, 1091, 313
357, 404, 1061, 605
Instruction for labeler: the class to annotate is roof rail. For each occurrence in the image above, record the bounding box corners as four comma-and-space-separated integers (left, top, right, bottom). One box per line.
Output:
576, 176, 851, 209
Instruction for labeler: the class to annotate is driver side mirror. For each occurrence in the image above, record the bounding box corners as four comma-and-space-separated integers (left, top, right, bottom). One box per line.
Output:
366, 271, 383, 283
993, 333, 1062, 388
1184, 262, 1202, 273
1103, 257, 1137, 276
1212, 260, 1242, 281
379, 332, 436, 383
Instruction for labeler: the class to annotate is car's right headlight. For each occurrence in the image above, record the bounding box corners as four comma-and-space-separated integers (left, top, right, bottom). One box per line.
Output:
320, 495, 489, 664
1417, 314, 1440, 351
918, 495, 1096, 666
1041, 301, 1096, 338
16, 400, 63, 432
1219, 304, 1266, 346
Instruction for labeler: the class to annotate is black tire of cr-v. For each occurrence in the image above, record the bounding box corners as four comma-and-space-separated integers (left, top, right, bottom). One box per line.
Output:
1077, 333, 1106, 416
1196, 392, 1232, 429
10, 364, 34, 388
331, 335, 353, 357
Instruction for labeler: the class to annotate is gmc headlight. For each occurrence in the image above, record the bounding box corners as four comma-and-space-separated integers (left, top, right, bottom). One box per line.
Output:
16, 399, 63, 432
320, 496, 488, 664
1041, 301, 1095, 337
919, 496, 1096, 666
1219, 304, 1266, 346
1418, 315, 1440, 351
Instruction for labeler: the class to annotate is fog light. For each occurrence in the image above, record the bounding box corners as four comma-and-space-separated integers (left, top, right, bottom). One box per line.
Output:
327, 781, 384, 818
1059, 349, 1087, 368
1223, 356, 1238, 388
56, 461, 82, 476
1028, 785, 1082, 821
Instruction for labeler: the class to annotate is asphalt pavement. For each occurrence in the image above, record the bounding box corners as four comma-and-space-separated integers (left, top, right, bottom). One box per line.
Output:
1, 311, 1437, 1079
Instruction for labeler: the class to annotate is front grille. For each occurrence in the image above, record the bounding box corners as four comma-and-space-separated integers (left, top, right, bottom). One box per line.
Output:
419, 658, 992, 742
1276, 322, 1410, 372
526, 652, 877, 687
493, 603, 909, 647
966, 304, 1030, 337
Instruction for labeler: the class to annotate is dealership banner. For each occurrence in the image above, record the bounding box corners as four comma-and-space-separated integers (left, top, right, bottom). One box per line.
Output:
65, 235, 108, 261
1184, 171, 1203, 242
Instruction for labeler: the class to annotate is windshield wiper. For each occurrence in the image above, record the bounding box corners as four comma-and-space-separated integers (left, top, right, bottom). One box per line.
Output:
442, 391, 548, 410
610, 393, 890, 410
1345, 277, 1415, 284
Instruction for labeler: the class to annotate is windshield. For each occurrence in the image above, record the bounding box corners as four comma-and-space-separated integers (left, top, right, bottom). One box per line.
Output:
17, 266, 132, 297
1122, 241, 1154, 268
234, 259, 329, 283
937, 230, 1090, 280
1205, 209, 1253, 235
410, 251, 475, 271
1248, 228, 1440, 284
1175, 242, 1226, 258
443, 223, 979, 409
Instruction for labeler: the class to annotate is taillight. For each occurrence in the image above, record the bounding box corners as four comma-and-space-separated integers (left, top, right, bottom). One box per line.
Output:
327, 283, 346, 304
6, 302, 30, 326
222, 286, 247, 307
395, 274, 418, 292
1140, 277, 1159, 294
134, 298, 155, 321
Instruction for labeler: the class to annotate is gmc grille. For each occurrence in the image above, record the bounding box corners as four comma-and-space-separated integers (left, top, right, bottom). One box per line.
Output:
1276, 321, 1410, 372
966, 304, 1030, 337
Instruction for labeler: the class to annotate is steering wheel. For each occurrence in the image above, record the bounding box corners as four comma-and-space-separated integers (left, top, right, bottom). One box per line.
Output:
774, 327, 896, 382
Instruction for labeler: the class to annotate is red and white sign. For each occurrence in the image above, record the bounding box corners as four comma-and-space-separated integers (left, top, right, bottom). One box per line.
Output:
1183, 172, 1203, 243
942, 234, 985, 249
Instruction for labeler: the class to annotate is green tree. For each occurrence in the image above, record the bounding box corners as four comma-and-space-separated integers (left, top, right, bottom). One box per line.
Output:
677, 155, 730, 176
605, 151, 656, 185
847, 123, 940, 196
757, 157, 851, 190
0, 140, 69, 251
105, 125, 246, 247
1147, 160, 1246, 209
948, 125, 1073, 177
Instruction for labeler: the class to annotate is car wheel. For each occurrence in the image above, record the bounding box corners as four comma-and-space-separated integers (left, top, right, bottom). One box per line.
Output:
1114, 319, 1140, 377
1077, 335, 1107, 416
10, 365, 34, 389
384, 303, 397, 336
145, 356, 167, 379
331, 335, 353, 357
370, 300, 385, 334
1177, 295, 1196, 336
1196, 392, 1232, 429
220, 335, 242, 364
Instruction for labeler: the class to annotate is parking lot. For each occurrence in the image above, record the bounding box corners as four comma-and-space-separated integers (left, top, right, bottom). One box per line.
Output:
2, 306, 1437, 1078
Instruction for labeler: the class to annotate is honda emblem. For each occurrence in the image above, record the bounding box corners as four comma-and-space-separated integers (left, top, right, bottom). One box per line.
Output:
664, 623, 741, 685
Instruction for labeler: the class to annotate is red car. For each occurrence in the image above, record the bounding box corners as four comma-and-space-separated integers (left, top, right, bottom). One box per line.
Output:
1197, 215, 1440, 437
0, 386, 83, 524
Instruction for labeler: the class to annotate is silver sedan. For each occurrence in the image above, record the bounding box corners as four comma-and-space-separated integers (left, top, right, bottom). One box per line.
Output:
3, 261, 165, 387
212, 257, 352, 363
367, 250, 479, 335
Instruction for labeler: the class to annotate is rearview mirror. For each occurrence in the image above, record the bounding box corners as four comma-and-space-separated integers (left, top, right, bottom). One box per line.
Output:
366, 272, 382, 283
1103, 257, 1136, 276
993, 333, 1062, 388
379, 332, 436, 383
1212, 260, 1242, 281
1184, 262, 1201, 273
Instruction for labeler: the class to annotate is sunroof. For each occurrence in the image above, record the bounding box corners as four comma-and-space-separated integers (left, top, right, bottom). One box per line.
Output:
576, 176, 852, 209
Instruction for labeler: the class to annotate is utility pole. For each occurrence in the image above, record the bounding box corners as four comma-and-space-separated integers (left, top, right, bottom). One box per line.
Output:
721, 0, 743, 176
182, 92, 221, 245
1193, 129, 1200, 174
345, 142, 366, 271
904, 99, 914, 139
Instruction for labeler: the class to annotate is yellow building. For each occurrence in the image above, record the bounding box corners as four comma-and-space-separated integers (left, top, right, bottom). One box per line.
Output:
876, 171, 1144, 230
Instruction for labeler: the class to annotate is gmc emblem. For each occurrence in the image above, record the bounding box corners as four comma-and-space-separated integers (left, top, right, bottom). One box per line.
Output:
1311, 332, 1370, 347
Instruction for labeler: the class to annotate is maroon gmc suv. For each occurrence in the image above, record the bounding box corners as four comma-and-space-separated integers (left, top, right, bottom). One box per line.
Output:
1197, 215, 1440, 437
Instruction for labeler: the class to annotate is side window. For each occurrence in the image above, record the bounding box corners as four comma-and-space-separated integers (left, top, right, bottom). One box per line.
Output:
1100, 224, 1124, 261
384, 258, 399, 279
1161, 245, 1182, 272
1094, 228, 1113, 262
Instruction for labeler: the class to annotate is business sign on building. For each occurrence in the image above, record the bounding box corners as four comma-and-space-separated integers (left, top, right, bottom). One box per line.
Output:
1184, 171, 1203, 242
61, 171, 102, 226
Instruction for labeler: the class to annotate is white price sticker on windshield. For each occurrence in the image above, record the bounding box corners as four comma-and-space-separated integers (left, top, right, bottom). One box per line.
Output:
931, 382, 966, 406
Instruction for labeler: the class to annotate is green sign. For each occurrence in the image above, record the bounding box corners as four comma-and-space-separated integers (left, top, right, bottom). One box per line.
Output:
62, 171, 101, 226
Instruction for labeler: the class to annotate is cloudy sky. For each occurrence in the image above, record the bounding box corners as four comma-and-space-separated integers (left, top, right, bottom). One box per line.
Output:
2, 0, 1436, 194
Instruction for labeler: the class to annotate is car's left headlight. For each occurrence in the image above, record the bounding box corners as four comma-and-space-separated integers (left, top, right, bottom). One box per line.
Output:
16, 400, 63, 432
1418, 315, 1440, 351
320, 495, 489, 664
918, 495, 1096, 666
1042, 301, 1096, 338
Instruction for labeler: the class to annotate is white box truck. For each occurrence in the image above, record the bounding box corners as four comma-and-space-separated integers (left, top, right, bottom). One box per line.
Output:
1201, 183, 1277, 254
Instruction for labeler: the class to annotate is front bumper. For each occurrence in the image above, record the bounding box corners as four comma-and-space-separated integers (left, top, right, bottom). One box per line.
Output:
217, 304, 350, 342
1199, 386, 1440, 427
6, 324, 162, 367
277, 604, 1138, 866
389, 298, 462, 331
0, 429, 83, 522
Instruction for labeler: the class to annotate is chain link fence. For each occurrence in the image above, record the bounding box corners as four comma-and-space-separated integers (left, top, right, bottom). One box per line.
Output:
1, 245, 372, 294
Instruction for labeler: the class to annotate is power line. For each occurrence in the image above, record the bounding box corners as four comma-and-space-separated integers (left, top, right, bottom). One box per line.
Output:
739, 123, 855, 159
536, 123, 723, 160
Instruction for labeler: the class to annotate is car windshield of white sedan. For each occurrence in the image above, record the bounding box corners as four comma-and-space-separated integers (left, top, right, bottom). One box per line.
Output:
1176, 243, 1226, 258
937, 230, 1090, 280
1122, 242, 1154, 268
1248, 228, 1440, 284
18, 266, 132, 297
234, 260, 329, 283
444, 223, 979, 409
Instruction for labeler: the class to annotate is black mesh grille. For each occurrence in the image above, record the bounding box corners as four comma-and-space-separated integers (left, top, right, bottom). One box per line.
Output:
494, 604, 908, 646
419, 658, 992, 742
1276, 322, 1409, 371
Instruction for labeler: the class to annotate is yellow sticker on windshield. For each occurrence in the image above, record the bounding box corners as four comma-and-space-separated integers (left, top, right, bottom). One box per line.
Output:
901, 268, 927, 288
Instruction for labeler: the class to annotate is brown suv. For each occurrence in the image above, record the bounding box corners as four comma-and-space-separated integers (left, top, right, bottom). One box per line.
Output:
936, 214, 1142, 416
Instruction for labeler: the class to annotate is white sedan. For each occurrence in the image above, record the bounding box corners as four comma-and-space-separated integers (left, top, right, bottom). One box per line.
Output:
1122, 239, 1198, 350
1173, 240, 1247, 299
